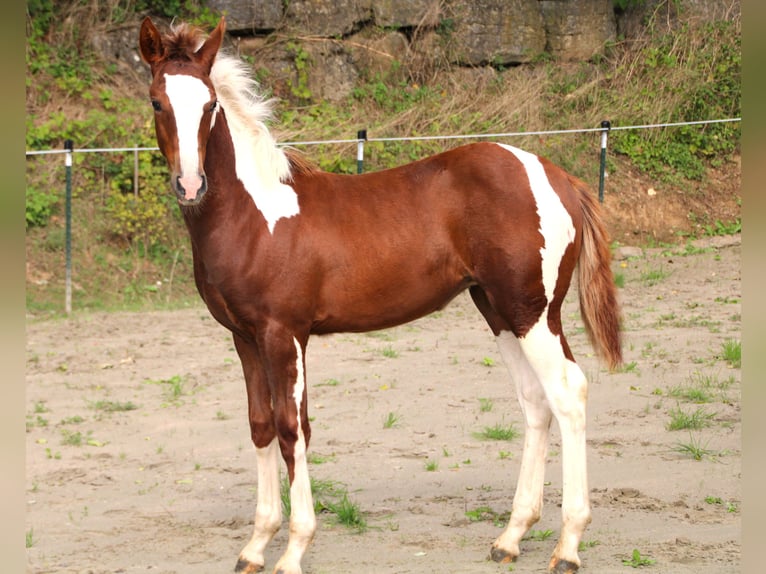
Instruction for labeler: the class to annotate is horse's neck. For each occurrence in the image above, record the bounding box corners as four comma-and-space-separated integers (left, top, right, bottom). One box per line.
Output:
182, 111, 251, 240
184, 109, 299, 243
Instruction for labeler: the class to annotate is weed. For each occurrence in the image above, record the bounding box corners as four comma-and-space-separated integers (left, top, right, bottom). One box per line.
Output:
381, 345, 399, 358
704, 496, 723, 505
618, 361, 639, 374
308, 452, 334, 464
622, 549, 655, 568
703, 218, 741, 236
316, 378, 341, 387
89, 400, 138, 412
641, 266, 671, 286
579, 539, 600, 551
59, 415, 85, 425
325, 492, 367, 531
720, 339, 741, 368
666, 406, 715, 431
215, 410, 230, 420
614, 272, 625, 288
482, 357, 496, 367
281, 477, 366, 531
524, 529, 554, 542
424, 459, 438, 472
60, 429, 84, 446
474, 423, 519, 441
382, 412, 402, 429
673, 433, 715, 460
478, 397, 494, 412
143, 375, 186, 404
465, 505, 510, 527
671, 386, 711, 404
26, 528, 35, 548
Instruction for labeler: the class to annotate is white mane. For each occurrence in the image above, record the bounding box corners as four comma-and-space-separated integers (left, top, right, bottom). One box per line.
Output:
209, 52, 292, 183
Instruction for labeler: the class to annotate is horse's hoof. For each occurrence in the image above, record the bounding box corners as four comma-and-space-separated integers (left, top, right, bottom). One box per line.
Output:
490, 546, 517, 564
549, 557, 579, 574
235, 557, 264, 573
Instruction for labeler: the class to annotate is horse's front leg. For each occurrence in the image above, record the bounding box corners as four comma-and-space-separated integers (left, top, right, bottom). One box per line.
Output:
263, 328, 315, 574
233, 334, 282, 573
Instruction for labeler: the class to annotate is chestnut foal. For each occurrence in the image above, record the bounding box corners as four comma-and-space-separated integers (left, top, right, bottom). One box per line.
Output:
139, 17, 621, 574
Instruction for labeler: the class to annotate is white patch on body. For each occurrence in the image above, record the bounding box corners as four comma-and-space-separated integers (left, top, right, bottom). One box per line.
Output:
227, 115, 299, 235
497, 143, 575, 303
165, 73, 299, 233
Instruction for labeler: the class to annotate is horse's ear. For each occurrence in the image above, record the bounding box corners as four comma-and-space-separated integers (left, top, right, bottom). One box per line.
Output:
195, 17, 226, 74
139, 17, 165, 67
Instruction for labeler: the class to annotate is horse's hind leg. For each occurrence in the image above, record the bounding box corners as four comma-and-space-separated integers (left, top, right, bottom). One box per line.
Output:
490, 331, 553, 564
517, 321, 591, 573
472, 286, 590, 572
470, 287, 554, 564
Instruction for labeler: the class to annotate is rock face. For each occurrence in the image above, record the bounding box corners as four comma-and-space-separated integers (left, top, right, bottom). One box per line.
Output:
206, 0, 283, 33
120, 0, 736, 102
541, 0, 616, 61
283, 0, 373, 36
447, 0, 546, 65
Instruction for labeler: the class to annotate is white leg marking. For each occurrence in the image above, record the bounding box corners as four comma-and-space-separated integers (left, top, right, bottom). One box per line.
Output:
493, 331, 553, 558
518, 321, 591, 567
273, 338, 315, 574
240, 437, 282, 567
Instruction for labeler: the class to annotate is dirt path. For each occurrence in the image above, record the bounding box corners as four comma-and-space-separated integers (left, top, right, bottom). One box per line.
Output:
26, 236, 741, 573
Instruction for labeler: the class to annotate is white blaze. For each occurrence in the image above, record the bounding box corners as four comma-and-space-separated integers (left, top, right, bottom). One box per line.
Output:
164, 74, 215, 182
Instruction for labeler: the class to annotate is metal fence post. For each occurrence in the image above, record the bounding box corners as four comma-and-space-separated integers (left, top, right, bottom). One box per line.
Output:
64, 139, 73, 314
357, 129, 367, 174
598, 120, 611, 204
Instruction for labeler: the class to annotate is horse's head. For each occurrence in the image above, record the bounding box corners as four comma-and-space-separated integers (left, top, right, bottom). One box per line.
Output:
139, 17, 225, 206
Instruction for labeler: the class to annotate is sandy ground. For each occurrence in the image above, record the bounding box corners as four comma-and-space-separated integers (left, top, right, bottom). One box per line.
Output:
25, 236, 741, 574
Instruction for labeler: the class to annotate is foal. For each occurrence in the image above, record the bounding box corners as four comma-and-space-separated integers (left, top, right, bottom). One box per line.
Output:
139, 17, 621, 574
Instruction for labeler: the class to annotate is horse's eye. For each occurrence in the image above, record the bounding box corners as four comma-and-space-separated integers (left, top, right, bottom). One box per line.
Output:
151, 100, 162, 112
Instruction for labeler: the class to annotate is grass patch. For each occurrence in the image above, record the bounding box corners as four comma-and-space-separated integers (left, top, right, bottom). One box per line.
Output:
640, 266, 671, 286
622, 549, 656, 568
720, 339, 741, 368
524, 529, 554, 542
143, 374, 187, 404
26, 528, 35, 548
478, 397, 494, 412
89, 399, 139, 412
579, 539, 601, 551
281, 477, 367, 532
666, 406, 715, 431
474, 422, 519, 441
672, 433, 716, 461
325, 492, 367, 531
381, 345, 399, 358
465, 505, 510, 527
382, 411, 402, 429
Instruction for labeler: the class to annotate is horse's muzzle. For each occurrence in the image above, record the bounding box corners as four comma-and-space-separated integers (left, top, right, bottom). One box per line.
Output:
174, 172, 208, 205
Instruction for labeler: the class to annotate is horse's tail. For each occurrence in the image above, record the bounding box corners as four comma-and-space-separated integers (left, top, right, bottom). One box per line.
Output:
571, 175, 623, 370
